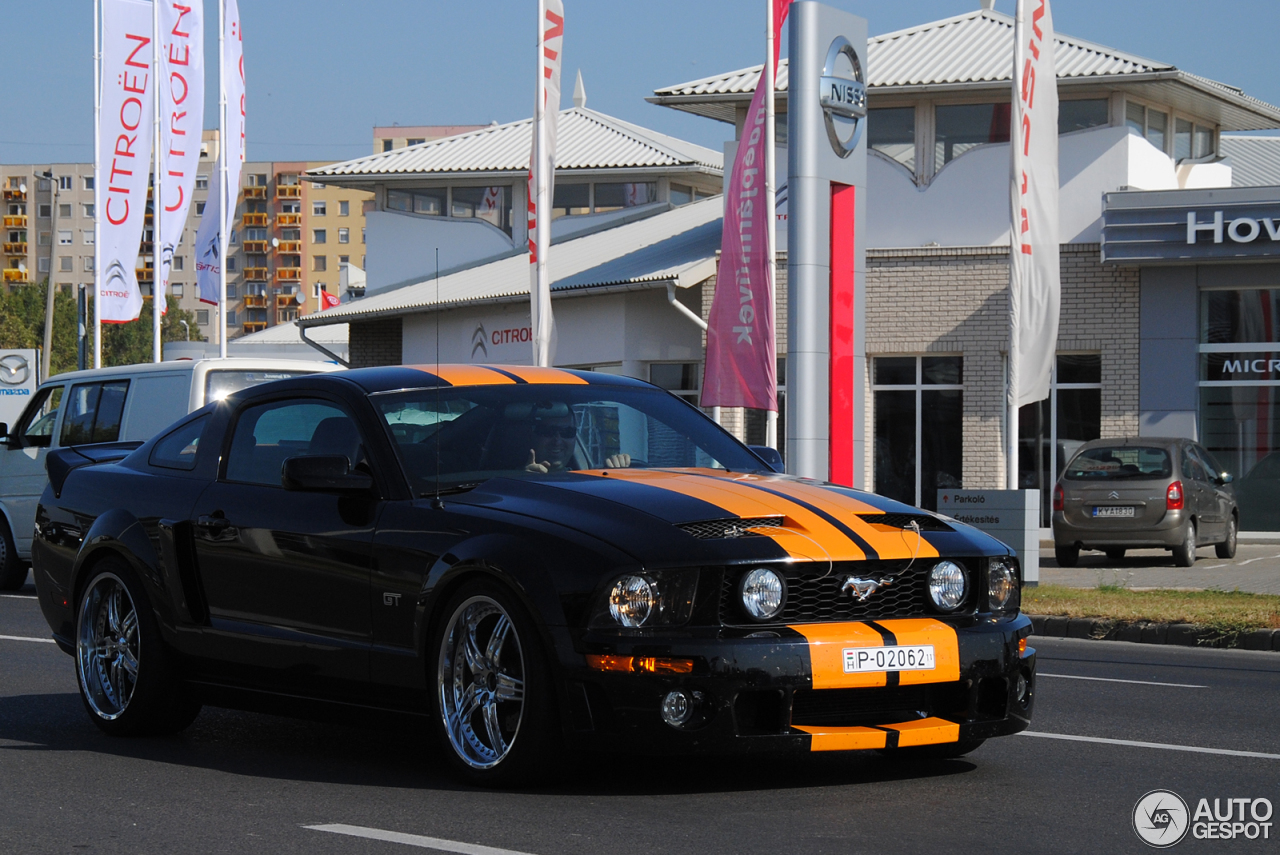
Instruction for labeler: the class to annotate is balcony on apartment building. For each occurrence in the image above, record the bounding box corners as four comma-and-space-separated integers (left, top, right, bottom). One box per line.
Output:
136, 268, 154, 283
2, 189, 26, 202
242, 213, 268, 227
243, 240, 270, 254
242, 321, 267, 333
243, 186, 268, 200
276, 294, 300, 308
3, 215, 27, 228
3, 269, 26, 282
276, 240, 302, 253
2, 243, 27, 256
243, 294, 266, 308
277, 185, 302, 200
276, 213, 302, 227
244, 267, 269, 281
276, 268, 302, 282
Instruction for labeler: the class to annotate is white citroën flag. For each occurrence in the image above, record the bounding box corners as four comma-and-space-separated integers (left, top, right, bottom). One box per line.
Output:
528, 0, 564, 367
197, 0, 244, 307
1008, 0, 1060, 486
157, 1, 204, 294
98, 0, 155, 323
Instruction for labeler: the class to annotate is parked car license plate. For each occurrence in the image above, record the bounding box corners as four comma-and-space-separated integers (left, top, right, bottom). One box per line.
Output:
843, 645, 935, 673
1092, 506, 1136, 518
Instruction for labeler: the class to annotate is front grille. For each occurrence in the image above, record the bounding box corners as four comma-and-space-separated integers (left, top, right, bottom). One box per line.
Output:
678, 517, 783, 540
790, 684, 967, 727
720, 559, 978, 625
856, 512, 952, 532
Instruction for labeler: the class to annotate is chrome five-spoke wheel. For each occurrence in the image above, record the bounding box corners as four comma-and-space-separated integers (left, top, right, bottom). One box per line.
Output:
77, 573, 140, 720
437, 595, 527, 770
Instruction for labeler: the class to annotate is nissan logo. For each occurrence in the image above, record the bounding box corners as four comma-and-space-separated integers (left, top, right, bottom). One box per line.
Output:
0, 354, 30, 386
820, 36, 867, 158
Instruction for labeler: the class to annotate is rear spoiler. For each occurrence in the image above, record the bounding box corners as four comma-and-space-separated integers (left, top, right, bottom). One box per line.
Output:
46, 441, 145, 499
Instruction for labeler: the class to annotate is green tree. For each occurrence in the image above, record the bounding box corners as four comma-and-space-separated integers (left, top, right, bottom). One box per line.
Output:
0, 281, 205, 377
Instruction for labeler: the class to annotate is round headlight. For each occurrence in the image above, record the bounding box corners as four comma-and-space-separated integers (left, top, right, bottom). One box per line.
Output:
739, 567, 785, 621
927, 560, 968, 611
608, 575, 654, 627
988, 559, 1019, 611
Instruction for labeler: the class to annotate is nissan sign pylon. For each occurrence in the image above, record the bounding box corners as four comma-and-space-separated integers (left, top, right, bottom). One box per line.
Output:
786, 2, 868, 485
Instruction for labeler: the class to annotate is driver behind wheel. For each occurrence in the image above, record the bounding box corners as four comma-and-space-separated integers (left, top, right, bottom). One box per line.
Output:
523, 402, 630, 473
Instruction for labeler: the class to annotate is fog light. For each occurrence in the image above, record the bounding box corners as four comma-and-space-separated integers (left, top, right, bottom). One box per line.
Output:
662, 690, 694, 727
1016, 669, 1033, 710
1015, 673, 1027, 702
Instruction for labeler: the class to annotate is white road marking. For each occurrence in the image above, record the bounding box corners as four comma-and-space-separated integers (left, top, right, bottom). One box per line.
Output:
1038, 672, 1206, 688
0, 634, 55, 644
1020, 731, 1280, 760
1201, 552, 1280, 570
305, 824, 537, 855
0, 594, 36, 599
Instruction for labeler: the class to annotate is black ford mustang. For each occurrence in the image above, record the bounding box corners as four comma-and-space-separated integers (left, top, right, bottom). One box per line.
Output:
32, 365, 1035, 785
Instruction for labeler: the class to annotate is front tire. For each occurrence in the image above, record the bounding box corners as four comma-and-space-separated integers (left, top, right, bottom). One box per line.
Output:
1054, 544, 1079, 567
1172, 521, 1198, 567
75, 558, 200, 736
0, 518, 26, 591
1215, 515, 1238, 559
430, 580, 557, 787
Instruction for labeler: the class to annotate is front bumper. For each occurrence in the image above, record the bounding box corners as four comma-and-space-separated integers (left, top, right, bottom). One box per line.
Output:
559, 614, 1034, 754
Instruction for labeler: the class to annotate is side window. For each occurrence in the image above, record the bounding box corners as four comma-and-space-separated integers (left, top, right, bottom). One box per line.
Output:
13, 385, 64, 447
149, 415, 209, 471
1194, 446, 1223, 482
225, 399, 362, 487
1181, 448, 1206, 482
60, 381, 129, 446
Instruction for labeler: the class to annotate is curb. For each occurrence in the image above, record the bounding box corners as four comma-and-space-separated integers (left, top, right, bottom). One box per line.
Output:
1028, 615, 1280, 651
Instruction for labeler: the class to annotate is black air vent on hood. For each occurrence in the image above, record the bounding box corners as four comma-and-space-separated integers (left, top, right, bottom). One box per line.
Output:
856, 513, 953, 532
677, 517, 784, 539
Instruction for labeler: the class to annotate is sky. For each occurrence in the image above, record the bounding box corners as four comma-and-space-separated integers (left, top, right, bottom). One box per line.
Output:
5, 0, 1280, 165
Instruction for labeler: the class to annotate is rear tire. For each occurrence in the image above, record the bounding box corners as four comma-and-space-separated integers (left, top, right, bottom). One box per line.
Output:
1215, 515, 1238, 559
75, 557, 201, 737
1172, 521, 1198, 568
429, 579, 558, 787
0, 518, 27, 591
1054, 545, 1079, 567
1104, 548, 1126, 562
877, 738, 986, 760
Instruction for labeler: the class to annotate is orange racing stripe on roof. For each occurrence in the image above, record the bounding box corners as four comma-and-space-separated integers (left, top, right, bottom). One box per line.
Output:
404, 365, 516, 386
501, 366, 590, 384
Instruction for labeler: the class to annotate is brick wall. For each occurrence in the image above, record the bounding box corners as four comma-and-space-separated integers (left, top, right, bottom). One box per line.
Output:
349, 317, 403, 367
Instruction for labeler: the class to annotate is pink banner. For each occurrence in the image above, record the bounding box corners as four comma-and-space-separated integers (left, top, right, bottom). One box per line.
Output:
701, 0, 790, 410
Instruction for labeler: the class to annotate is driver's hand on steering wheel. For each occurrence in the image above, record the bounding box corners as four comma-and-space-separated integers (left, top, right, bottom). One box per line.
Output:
604, 453, 631, 469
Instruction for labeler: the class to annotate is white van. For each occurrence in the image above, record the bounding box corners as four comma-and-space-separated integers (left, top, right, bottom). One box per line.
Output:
0, 358, 338, 588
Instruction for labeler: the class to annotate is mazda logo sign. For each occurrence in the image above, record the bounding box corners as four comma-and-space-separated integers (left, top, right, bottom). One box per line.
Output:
820, 36, 867, 158
0, 354, 30, 386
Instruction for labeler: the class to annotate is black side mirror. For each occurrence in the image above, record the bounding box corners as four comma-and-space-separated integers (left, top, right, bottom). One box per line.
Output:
1217, 472, 1234, 486
0, 422, 8, 439
282, 455, 373, 493
748, 445, 785, 473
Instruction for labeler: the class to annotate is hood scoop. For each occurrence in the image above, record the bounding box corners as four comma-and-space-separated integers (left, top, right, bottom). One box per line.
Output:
856, 513, 953, 532
677, 517, 784, 540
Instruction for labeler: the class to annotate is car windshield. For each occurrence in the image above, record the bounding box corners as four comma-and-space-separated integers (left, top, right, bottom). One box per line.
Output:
1064, 446, 1172, 480
373, 383, 765, 494
206, 370, 314, 402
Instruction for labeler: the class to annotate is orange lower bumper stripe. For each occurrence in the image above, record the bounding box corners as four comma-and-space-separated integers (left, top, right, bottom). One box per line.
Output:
884, 717, 961, 747
792, 725, 887, 751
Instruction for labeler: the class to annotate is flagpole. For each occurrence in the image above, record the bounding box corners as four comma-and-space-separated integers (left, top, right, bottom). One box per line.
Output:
764, 0, 778, 449
151, 0, 162, 362
93, 0, 102, 368
534, 0, 549, 368
218, 0, 228, 358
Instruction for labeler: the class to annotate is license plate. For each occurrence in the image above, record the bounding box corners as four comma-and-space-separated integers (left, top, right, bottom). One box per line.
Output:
1092, 506, 1135, 518
843, 645, 935, 673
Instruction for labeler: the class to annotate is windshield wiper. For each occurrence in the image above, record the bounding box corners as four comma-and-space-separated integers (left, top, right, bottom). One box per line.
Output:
420, 482, 483, 498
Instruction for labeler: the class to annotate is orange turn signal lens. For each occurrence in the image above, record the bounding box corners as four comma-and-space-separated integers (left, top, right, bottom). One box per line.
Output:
587, 654, 694, 674
1018, 638, 1027, 655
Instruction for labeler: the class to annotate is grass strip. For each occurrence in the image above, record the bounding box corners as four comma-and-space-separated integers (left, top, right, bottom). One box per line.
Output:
1025, 584, 1280, 640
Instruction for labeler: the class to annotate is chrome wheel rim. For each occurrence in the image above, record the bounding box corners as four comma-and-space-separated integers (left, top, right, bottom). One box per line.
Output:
437, 595, 526, 770
76, 573, 139, 720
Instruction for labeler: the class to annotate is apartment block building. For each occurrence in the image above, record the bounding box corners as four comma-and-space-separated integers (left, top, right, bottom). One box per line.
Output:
372, 124, 486, 154
2, 132, 372, 340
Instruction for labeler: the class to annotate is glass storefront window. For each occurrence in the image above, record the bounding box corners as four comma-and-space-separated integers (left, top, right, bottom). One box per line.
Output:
868, 107, 915, 173
1019, 354, 1103, 525
934, 104, 1010, 172
744, 357, 787, 452
1059, 100, 1109, 135
1199, 288, 1280, 529
872, 356, 963, 511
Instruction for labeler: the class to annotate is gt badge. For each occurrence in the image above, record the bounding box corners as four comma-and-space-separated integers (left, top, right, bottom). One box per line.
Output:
383, 592, 401, 606
841, 575, 893, 602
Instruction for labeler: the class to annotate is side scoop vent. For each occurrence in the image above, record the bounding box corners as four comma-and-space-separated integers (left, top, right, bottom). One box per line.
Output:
856, 513, 953, 532
677, 517, 784, 540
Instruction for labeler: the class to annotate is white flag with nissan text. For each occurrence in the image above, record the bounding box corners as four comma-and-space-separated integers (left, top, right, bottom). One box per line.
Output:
528, 0, 563, 366
97, 0, 154, 323
1009, 0, 1060, 408
157, 0, 204, 292
224, 0, 245, 231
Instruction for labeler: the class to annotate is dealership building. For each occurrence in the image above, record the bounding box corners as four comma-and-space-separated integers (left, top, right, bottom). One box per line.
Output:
301, 7, 1280, 530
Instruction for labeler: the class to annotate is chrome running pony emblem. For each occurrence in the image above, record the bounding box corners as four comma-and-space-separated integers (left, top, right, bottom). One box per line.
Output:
841, 575, 893, 602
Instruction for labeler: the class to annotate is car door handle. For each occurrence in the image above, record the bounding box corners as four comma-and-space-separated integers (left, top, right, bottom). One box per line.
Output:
195, 514, 231, 534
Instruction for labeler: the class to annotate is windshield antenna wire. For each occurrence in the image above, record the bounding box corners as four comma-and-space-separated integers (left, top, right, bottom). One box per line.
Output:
433, 247, 443, 508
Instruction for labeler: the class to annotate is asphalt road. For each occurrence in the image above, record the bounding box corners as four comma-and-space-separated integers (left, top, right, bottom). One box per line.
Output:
1040, 542, 1280, 593
2, 584, 1279, 854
